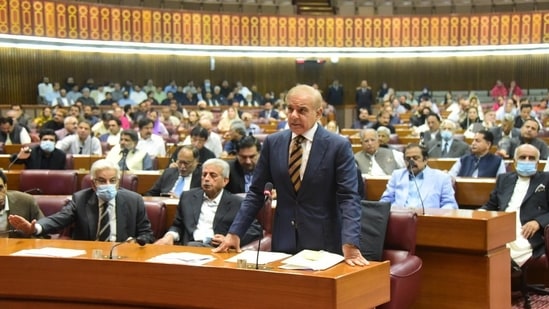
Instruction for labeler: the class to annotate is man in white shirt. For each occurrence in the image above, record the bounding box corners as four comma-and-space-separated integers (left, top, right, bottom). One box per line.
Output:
0, 116, 31, 145
136, 118, 166, 158
354, 128, 405, 176
154, 158, 262, 247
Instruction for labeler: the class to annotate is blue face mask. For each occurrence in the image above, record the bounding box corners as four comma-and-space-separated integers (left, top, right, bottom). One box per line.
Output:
440, 130, 453, 141
96, 184, 117, 201
40, 140, 55, 152
516, 161, 537, 177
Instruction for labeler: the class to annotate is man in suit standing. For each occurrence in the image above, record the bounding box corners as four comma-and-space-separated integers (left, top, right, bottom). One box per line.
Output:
0, 170, 44, 236
9, 159, 155, 243
214, 84, 368, 266
155, 159, 262, 247
144, 145, 202, 197
355, 80, 374, 114
480, 144, 549, 266
225, 136, 261, 194
380, 143, 458, 210
426, 119, 470, 158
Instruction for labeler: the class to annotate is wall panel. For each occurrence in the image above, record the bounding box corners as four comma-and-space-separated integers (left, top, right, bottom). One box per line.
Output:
1, 48, 548, 105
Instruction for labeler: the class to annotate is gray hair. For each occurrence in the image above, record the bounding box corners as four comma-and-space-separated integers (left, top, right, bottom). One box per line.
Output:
376, 126, 391, 135
230, 120, 247, 137
514, 144, 540, 161
359, 128, 378, 141
90, 159, 121, 180
203, 158, 230, 178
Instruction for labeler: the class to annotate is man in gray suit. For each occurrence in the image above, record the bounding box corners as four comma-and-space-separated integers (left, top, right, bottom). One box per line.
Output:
155, 159, 262, 247
0, 170, 44, 236
426, 119, 470, 158
9, 159, 154, 243
355, 128, 405, 176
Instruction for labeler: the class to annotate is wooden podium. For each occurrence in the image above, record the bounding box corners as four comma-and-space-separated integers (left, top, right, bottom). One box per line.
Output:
412, 209, 515, 309
0, 239, 390, 309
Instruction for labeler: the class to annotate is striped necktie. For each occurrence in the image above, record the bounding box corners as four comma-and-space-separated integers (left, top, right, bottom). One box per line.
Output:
289, 135, 305, 192
97, 202, 110, 241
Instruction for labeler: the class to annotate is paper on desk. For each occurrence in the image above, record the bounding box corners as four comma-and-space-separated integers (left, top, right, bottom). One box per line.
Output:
147, 252, 215, 265
11, 247, 86, 258
279, 250, 344, 271
225, 250, 291, 264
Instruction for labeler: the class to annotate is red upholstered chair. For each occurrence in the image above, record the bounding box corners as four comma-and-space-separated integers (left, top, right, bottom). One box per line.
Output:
240, 196, 273, 252
19, 170, 78, 195
379, 211, 423, 309
144, 201, 167, 240
64, 154, 74, 170
33, 195, 72, 238
80, 174, 139, 192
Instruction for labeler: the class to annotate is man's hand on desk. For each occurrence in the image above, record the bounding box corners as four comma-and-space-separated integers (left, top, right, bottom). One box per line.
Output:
154, 234, 175, 245
212, 233, 241, 253
342, 244, 369, 267
210, 234, 225, 247
8, 215, 36, 236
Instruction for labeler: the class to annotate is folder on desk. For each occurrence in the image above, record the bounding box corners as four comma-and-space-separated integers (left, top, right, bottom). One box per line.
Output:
279, 249, 344, 271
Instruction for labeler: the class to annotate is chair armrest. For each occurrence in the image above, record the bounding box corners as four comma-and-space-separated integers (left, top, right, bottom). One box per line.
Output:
241, 234, 272, 252
389, 255, 423, 278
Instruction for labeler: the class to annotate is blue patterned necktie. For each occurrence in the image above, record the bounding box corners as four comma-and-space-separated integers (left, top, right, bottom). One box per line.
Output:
173, 176, 185, 197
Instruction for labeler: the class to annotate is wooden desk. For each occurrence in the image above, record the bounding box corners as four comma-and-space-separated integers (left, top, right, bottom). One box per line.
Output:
0, 154, 23, 170
0, 239, 390, 309
413, 209, 515, 309
71, 155, 103, 170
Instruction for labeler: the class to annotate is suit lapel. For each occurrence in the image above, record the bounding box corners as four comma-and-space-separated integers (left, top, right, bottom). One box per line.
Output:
500, 173, 518, 209
522, 173, 542, 205
86, 192, 99, 240
213, 191, 232, 228
302, 127, 329, 186
115, 191, 130, 241
191, 190, 204, 226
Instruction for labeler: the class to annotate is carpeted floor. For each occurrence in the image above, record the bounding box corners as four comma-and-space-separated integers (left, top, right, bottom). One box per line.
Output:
513, 294, 549, 308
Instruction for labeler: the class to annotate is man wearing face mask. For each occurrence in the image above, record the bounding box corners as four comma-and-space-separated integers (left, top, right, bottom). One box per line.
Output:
9, 129, 66, 170
8, 159, 155, 243
426, 119, 470, 158
106, 130, 152, 171
480, 144, 549, 267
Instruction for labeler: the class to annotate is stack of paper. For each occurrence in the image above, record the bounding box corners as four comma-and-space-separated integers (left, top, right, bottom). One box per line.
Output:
279, 250, 344, 271
11, 247, 86, 258
147, 252, 215, 265
225, 250, 291, 265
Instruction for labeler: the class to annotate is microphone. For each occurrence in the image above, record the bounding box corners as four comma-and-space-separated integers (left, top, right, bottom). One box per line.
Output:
407, 159, 426, 216
0, 229, 21, 236
7, 147, 30, 171
24, 188, 42, 194
427, 142, 441, 156
263, 182, 273, 203
419, 132, 425, 146
108, 236, 147, 259
256, 182, 273, 270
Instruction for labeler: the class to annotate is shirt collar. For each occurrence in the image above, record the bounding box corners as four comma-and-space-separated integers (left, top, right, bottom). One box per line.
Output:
292, 122, 318, 143
203, 189, 224, 205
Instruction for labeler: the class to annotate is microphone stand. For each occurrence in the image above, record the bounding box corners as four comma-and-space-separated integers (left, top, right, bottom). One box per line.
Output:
255, 195, 271, 270
408, 160, 426, 216
109, 237, 146, 259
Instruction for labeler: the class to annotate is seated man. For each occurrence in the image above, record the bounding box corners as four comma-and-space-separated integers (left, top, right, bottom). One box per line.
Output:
136, 118, 166, 158
354, 128, 405, 176
225, 135, 261, 194
426, 119, 470, 158
0, 116, 31, 145
376, 126, 391, 148
144, 145, 202, 198
99, 117, 122, 147
499, 119, 549, 160
480, 144, 549, 267
170, 126, 215, 166
380, 143, 458, 210
9, 159, 155, 243
10, 129, 67, 170
221, 120, 247, 157
106, 130, 152, 171
155, 158, 262, 247
448, 130, 506, 178
0, 170, 44, 236
56, 120, 102, 155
